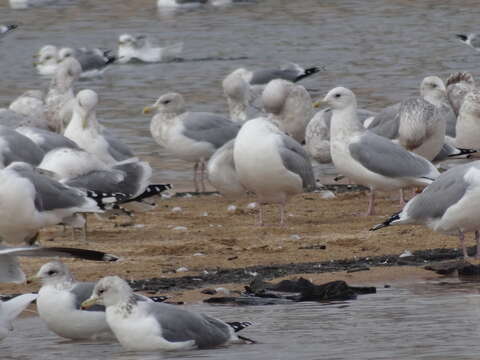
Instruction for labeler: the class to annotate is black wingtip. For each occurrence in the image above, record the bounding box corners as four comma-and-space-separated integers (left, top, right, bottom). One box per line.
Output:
47, 247, 120, 262
127, 184, 173, 203
451, 148, 478, 157
370, 212, 400, 231
456, 34, 468, 42
227, 321, 253, 333
295, 66, 321, 82
86, 190, 131, 210
7, 24, 18, 31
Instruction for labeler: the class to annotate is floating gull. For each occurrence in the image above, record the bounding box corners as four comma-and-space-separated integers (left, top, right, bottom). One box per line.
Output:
157, 0, 207, 7
144, 92, 240, 192
46, 57, 82, 133
0, 245, 118, 283
456, 33, 480, 51
318, 87, 439, 216
81, 276, 254, 351
0, 126, 45, 167
34, 45, 59, 76
65, 89, 135, 165
371, 161, 480, 258
305, 107, 375, 164
0, 293, 37, 340
262, 79, 312, 143
58, 47, 116, 78
117, 34, 183, 64
446, 72, 475, 116
237, 63, 320, 86
0, 161, 124, 246
234, 116, 315, 225
0, 24, 17, 39
207, 139, 246, 198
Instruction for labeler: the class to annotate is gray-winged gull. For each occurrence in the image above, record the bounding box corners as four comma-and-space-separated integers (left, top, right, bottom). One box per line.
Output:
0, 245, 118, 283
262, 79, 313, 143
46, 57, 82, 133
455, 89, 480, 149
319, 87, 439, 216
446, 72, 475, 116
237, 63, 320, 86
34, 45, 59, 76
16, 126, 79, 153
81, 276, 254, 350
371, 161, 480, 258
234, 116, 315, 225
0, 125, 45, 167
0, 293, 37, 340
117, 34, 183, 64
456, 33, 480, 51
58, 47, 116, 78
144, 92, 240, 192
0, 161, 127, 246
0, 24, 17, 39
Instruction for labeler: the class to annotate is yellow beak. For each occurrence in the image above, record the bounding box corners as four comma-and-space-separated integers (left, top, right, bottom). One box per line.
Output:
313, 99, 328, 108
143, 106, 154, 115
80, 297, 98, 310
82, 117, 89, 129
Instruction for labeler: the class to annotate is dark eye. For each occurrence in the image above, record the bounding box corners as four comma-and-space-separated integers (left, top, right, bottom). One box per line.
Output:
98, 289, 105, 295
45, 56, 51, 60
47, 270, 56, 276
431, 84, 437, 88
163, 100, 171, 105
334, 93, 341, 98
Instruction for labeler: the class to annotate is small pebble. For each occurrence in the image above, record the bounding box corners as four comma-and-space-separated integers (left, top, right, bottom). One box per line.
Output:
215, 287, 230, 295
172, 226, 188, 231
176, 267, 189, 273
246, 202, 257, 209
171, 206, 182, 213
193, 252, 205, 257
320, 190, 336, 199
201, 211, 209, 217
133, 224, 145, 228
290, 234, 302, 241
227, 204, 237, 213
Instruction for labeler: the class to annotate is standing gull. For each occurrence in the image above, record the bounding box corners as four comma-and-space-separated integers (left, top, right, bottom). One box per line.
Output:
455, 89, 480, 149
371, 161, 480, 258
117, 34, 183, 64
234, 116, 315, 225
143, 92, 240, 192
318, 87, 439, 216
0, 293, 37, 340
81, 276, 254, 351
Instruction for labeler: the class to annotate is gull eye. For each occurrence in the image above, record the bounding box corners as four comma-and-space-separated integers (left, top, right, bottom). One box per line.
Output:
98, 289, 105, 295
163, 100, 171, 105
45, 56, 51, 60
47, 270, 56, 276
334, 93, 341, 98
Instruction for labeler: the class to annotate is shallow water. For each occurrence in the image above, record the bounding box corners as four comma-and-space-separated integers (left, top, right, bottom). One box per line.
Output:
3, 280, 480, 359
0, 0, 478, 188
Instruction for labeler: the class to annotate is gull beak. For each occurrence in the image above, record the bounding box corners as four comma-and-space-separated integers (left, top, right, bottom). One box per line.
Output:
313, 99, 328, 108
143, 106, 154, 115
33, 54, 39, 59
82, 117, 89, 129
80, 297, 98, 310
33, 61, 39, 66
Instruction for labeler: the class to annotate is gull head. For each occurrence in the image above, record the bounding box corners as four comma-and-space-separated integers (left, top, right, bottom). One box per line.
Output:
75, 89, 99, 128
322, 87, 356, 110
262, 79, 292, 115
223, 69, 250, 102
52, 57, 82, 92
58, 47, 76, 63
33, 261, 73, 286
143, 92, 186, 117
420, 76, 446, 101
81, 276, 133, 309
118, 34, 135, 47
34, 45, 58, 67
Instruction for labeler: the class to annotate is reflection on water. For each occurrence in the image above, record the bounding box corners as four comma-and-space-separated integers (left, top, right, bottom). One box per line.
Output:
3, 281, 480, 359
0, 0, 478, 189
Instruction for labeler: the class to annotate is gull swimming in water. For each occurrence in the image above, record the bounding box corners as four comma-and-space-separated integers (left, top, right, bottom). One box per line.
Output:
371, 161, 480, 258
0, 293, 37, 340
318, 87, 439, 216
144, 92, 240, 192
237, 63, 320, 86
0, 24, 17, 39
57, 47, 116, 78
117, 34, 183, 64
81, 276, 254, 351
34, 45, 59, 76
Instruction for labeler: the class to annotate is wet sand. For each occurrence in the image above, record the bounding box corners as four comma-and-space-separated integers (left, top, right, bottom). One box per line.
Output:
0, 189, 461, 301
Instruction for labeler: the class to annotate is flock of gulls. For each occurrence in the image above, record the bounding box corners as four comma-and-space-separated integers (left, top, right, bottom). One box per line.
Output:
2, 2, 480, 352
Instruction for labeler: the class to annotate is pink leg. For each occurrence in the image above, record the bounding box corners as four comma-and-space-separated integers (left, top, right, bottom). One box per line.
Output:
459, 232, 469, 258
193, 162, 199, 193
200, 160, 206, 193
475, 231, 480, 259
366, 189, 375, 216
256, 204, 264, 226
399, 188, 407, 206
279, 203, 286, 226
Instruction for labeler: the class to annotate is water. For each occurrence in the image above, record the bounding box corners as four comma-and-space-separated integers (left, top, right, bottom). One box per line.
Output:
2, 280, 480, 359
0, 0, 478, 188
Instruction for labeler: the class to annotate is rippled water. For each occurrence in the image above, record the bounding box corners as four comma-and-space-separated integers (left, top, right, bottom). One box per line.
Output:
0, 0, 478, 188
3, 280, 480, 359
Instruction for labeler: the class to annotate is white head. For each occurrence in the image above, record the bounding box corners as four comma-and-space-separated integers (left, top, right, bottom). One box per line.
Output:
57, 47, 76, 63
73, 89, 99, 128
35, 261, 74, 286
420, 76, 446, 102
322, 86, 357, 110
35, 45, 58, 75
446, 72, 476, 115
143, 92, 186, 117
118, 34, 135, 47
262, 79, 293, 115
83, 276, 134, 308
223, 69, 250, 102
51, 57, 82, 92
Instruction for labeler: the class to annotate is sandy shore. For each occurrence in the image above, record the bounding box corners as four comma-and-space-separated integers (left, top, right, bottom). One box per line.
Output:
0, 188, 460, 302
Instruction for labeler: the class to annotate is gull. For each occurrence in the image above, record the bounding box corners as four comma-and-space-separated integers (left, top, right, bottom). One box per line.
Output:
456, 33, 480, 51
45, 57, 82, 133
0, 161, 125, 246
81, 276, 254, 351
34, 45, 59, 76
318, 87, 439, 216
0, 24, 17, 39
305, 106, 376, 164
143, 92, 240, 192
455, 89, 480, 149
7, 90, 48, 130
0, 245, 118, 283
0, 293, 37, 340
234, 116, 315, 225
15, 126, 79, 153
237, 63, 320, 86
117, 34, 183, 64
157, 0, 207, 7
446, 72, 475, 117
371, 161, 480, 258
58, 47, 116, 78
64, 89, 136, 165
0, 126, 45, 168
262, 79, 313, 143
